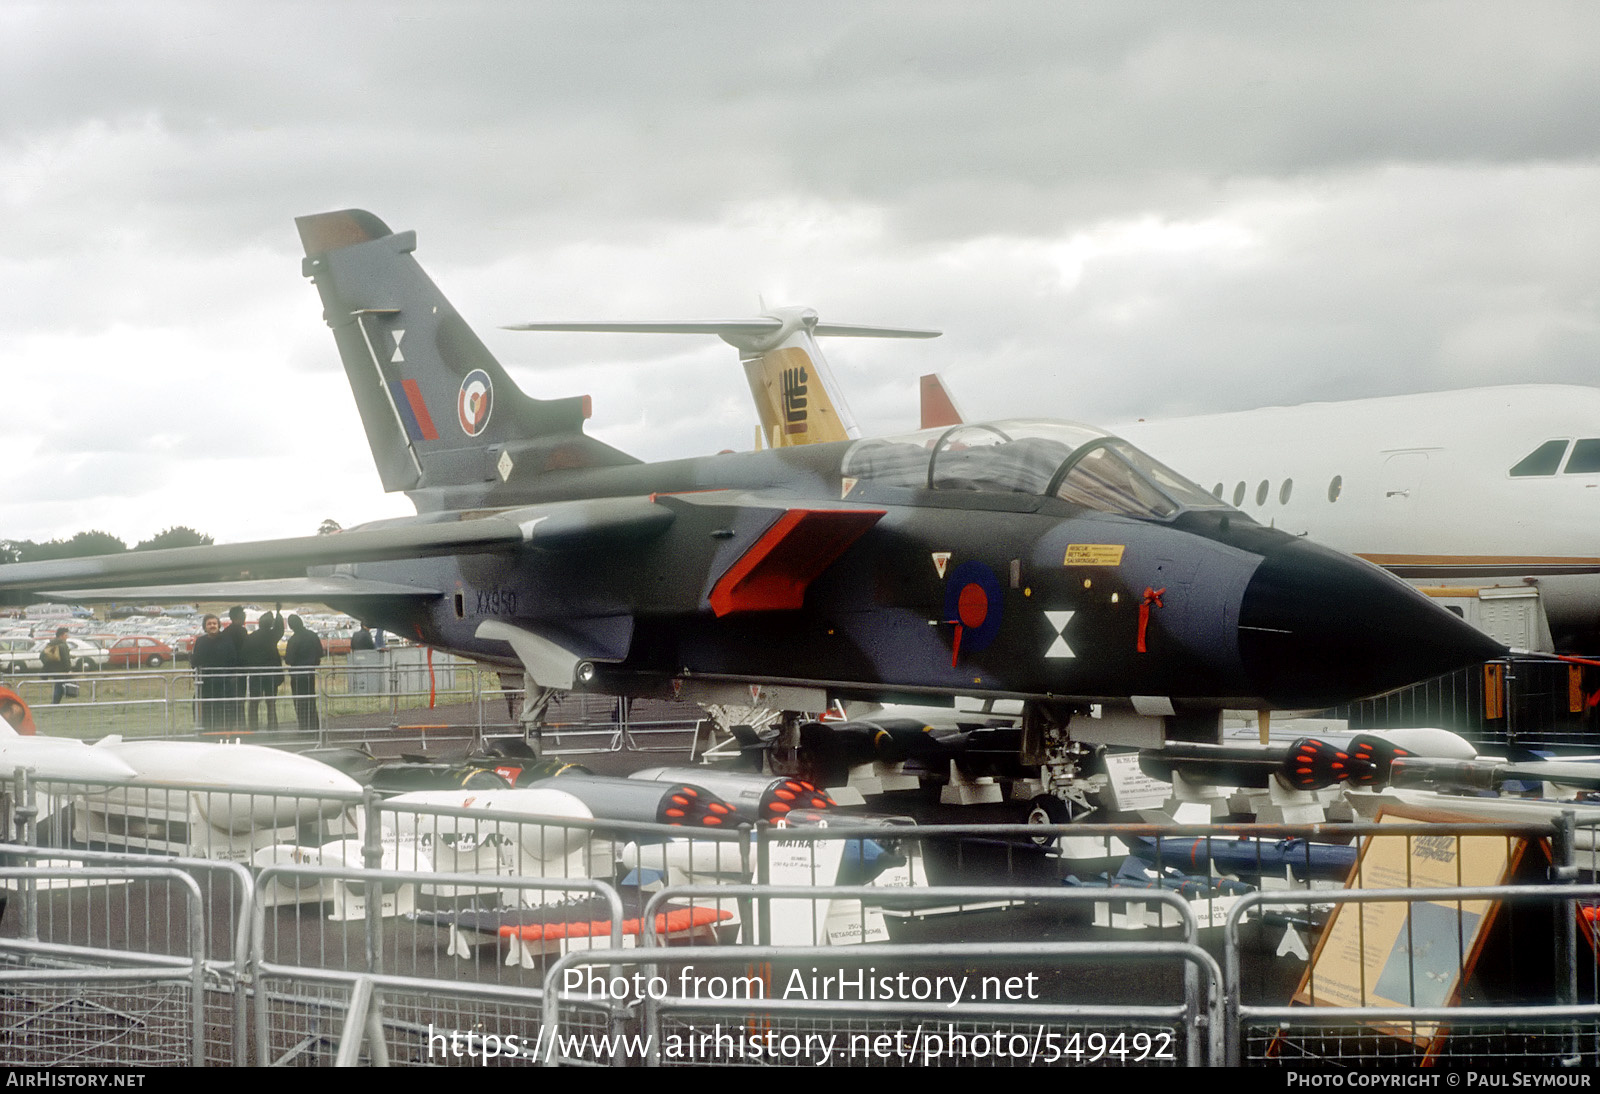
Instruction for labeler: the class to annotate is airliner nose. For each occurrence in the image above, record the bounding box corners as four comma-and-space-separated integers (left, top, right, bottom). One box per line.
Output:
1237, 539, 1505, 709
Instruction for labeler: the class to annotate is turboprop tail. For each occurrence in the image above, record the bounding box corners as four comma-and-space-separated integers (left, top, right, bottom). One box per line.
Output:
506, 306, 939, 448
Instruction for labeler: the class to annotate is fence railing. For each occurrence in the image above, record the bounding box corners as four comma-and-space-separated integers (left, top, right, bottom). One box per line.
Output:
2, 766, 1599, 1066
1, 654, 704, 752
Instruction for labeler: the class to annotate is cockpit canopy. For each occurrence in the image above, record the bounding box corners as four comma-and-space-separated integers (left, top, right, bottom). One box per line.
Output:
841, 419, 1230, 521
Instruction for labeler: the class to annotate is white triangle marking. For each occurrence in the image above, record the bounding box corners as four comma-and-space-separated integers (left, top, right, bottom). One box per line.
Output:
1044, 610, 1075, 658
392, 328, 405, 362
932, 552, 951, 578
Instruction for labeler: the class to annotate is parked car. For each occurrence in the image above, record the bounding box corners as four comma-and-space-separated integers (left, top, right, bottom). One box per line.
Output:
104, 636, 175, 669
0, 636, 38, 673
22, 637, 108, 673
321, 629, 355, 656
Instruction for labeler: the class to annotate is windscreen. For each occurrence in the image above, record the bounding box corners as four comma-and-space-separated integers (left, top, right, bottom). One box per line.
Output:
842, 419, 1230, 520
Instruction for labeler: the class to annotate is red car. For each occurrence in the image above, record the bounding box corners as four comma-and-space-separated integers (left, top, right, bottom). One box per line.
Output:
105, 636, 175, 669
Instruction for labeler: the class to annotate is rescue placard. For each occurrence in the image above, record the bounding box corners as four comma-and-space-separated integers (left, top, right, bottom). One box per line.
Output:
1063, 544, 1125, 567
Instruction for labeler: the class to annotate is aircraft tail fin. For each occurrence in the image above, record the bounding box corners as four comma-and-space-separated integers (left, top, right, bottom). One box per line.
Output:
741, 316, 860, 448
296, 210, 638, 506
919, 372, 965, 429
506, 308, 938, 449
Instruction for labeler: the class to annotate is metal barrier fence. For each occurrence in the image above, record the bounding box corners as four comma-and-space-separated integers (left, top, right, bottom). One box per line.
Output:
5, 670, 195, 737
608, 880, 1219, 1066
1225, 882, 1600, 1067
250, 865, 633, 1066
545, 933, 1219, 1066
1333, 655, 1600, 751
0, 658, 705, 753
2, 768, 1599, 1067
0, 864, 210, 1067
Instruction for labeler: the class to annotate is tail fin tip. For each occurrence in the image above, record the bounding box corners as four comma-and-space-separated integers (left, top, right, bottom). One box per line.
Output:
919, 372, 965, 430
295, 209, 395, 257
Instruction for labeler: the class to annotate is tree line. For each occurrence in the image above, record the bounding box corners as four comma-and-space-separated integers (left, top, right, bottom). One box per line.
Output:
0, 526, 214, 566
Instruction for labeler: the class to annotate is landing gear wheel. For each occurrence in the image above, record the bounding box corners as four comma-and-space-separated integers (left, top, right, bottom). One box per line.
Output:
1026, 793, 1072, 848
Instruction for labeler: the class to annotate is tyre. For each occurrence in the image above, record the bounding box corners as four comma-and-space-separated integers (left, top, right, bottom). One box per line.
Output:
147, 654, 165, 668
1025, 793, 1072, 848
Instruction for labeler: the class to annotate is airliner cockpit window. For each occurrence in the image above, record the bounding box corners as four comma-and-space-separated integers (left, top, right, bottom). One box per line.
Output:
841, 419, 1230, 520
1564, 439, 1600, 474
1509, 439, 1569, 477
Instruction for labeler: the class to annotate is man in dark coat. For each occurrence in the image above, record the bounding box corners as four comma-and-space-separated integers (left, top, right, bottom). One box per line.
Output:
190, 614, 240, 731
283, 614, 323, 732
40, 627, 74, 704
243, 609, 285, 730
220, 606, 251, 729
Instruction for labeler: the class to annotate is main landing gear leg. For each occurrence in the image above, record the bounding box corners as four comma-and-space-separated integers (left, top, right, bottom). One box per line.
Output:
519, 685, 555, 760
476, 621, 601, 763
1019, 700, 1099, 843
490, 670, 551, 758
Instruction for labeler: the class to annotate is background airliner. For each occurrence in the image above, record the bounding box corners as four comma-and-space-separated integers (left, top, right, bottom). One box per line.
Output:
1110, 386, 1600, 650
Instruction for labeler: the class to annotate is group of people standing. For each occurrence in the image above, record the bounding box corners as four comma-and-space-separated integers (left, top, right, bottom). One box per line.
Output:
191, 607, 324, 732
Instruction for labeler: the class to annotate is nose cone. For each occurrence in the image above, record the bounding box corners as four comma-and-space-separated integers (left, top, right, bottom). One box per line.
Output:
1238, 539, 1505, 709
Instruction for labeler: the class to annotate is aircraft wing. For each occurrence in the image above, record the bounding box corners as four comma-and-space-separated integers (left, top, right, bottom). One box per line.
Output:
0, 497, 675, 596
37, 576, 444, 603
2, 489, 889, 646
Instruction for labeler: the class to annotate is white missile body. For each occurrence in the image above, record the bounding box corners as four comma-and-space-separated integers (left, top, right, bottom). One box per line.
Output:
384, 787, 594, 862
0, 732, 139, 783
91, 739, 362, 833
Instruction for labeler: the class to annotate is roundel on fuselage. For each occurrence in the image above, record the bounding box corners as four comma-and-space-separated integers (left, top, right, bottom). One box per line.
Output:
943, 560, 1004, 652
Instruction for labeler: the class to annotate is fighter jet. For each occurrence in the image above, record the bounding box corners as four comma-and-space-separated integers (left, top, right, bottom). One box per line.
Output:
0, 210, 1501, 810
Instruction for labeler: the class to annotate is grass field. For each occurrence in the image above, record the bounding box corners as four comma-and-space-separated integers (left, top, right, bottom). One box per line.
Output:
4, 654, 500, 740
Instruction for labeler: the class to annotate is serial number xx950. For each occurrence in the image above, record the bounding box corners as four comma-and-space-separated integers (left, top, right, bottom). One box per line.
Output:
474, 588, 518, 615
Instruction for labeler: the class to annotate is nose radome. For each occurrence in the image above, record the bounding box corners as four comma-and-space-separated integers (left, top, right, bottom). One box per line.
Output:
1237, 538, 1505, 709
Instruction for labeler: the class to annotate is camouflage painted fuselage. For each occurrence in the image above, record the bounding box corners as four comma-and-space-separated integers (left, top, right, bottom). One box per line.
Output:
328, 440, 1500, 713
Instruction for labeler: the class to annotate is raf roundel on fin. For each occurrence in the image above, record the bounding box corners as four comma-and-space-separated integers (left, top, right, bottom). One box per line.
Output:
458, 369, 494, 437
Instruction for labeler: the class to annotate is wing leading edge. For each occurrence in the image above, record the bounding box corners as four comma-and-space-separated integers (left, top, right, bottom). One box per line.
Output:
38, 576, 444, 603
0, 496, 676, 597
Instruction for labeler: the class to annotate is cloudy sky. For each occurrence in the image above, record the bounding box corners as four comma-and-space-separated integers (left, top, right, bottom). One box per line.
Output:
5, 2, 1600, 546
